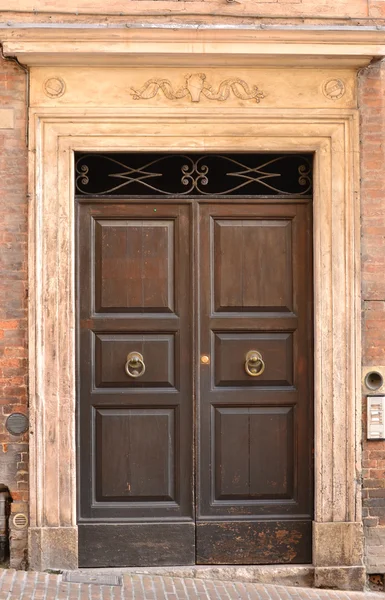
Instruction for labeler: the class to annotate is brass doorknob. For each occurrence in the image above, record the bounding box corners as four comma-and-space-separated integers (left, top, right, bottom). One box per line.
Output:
125, 352, 146, 378
245, 350, 265, 377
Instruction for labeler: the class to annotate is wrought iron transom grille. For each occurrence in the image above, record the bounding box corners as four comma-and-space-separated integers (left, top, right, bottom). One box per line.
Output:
75, 152, 313, 198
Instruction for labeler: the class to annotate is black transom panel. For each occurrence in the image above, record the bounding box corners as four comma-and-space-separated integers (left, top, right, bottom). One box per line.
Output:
75, 153, 313, 198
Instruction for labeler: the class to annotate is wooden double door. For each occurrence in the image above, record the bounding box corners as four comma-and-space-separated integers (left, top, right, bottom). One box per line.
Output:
77, 197, 313, 567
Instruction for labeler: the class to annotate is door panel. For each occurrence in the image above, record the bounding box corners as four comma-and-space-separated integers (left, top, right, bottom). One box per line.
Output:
197, 203, 313, 564
195, 520, 311, 565
95, 408, 176, 501
79, 523, 195, 568
214, 332, 293, 387
94, 218, 174, 313
213, 219, 293, 312
94, 333, 176, 388
77, 203, 194, 567
214, 406, 294, 500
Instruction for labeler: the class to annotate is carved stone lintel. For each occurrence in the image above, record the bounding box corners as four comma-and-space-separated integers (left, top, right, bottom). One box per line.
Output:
131, 73, 265, 103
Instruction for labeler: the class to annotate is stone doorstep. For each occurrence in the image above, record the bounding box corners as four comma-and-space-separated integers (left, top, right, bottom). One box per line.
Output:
60, 565, 367, 592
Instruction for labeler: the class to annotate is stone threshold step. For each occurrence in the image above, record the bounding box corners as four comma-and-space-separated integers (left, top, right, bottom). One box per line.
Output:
61, 565, 368, 591
63, 565, 314, 588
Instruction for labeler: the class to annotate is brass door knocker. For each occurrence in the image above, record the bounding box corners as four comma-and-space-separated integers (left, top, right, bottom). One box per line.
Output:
125, 352, 146, 378
245, 350, 265, 377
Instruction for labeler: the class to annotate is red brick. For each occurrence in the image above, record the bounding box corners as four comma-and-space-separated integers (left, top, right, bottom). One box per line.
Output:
0, 56, 27, 569
361, 48, 385, 536
369, 470, 385, 479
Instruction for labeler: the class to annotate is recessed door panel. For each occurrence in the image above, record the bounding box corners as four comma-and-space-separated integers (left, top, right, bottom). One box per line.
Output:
94, 333, 176, 388
95, 408, 176, 501
214, 406, 294, 500
213, 219, 293, 313
213, 332, 293, 387
94, 219, 174, 313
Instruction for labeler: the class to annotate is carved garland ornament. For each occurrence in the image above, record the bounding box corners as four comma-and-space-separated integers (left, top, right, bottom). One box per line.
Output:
131, 73, 265, 103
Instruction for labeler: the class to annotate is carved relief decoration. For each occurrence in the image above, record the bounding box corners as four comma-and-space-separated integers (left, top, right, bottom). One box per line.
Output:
322, 78, 346, 100
130, 73, 265, 103
44, 76, 66, 98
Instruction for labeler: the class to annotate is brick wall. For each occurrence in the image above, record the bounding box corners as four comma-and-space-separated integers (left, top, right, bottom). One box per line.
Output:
0, 55, 28, 569
359, 58, 385, 574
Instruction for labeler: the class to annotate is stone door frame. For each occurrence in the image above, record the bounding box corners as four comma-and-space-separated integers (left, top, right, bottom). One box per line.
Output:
26, 105, 362, 573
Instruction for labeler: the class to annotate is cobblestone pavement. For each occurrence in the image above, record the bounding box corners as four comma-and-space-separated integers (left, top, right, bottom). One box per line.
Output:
0, 569, 384, 600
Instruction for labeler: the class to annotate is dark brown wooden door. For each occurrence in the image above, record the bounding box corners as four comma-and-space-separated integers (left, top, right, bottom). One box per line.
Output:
196, 202, 313, 564
77, 202, 194, 566
77, 196, 313, 567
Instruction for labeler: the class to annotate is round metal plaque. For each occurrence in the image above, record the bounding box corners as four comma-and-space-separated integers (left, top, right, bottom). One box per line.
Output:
5, 413, 28, 435
12, 513, 28, 530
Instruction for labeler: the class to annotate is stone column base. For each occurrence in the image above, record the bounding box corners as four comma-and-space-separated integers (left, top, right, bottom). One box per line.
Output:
313, 522, 364, 567
314, 566, 366, 591
29, 527, 78, 571
312, 522, 365, 590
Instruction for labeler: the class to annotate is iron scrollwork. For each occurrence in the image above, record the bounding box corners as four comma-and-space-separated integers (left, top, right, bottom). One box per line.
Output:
75, 153, 312, 197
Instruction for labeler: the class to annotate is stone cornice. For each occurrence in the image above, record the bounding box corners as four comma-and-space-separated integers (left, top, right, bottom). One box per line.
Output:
1, 26, 385, 67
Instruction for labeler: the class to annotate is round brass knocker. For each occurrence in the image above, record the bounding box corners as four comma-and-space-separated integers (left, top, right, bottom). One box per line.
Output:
245, 350, 265, 377
125, 351, 146, 379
